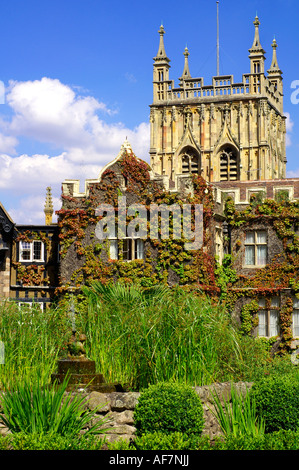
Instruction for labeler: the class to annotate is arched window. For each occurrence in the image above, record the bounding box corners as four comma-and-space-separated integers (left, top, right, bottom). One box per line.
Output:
181, 148, 200, 174
219, 146, 238, 181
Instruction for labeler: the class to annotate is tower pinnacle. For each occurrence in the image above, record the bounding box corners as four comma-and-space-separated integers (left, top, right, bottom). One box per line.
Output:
154, 24, 169, 61
249, 15, 266, 75
250, 15, 264, 51
44, 186, 54, 225
153, 24, 171, 102
268, 38, 282, 74
180, 46, 191, 80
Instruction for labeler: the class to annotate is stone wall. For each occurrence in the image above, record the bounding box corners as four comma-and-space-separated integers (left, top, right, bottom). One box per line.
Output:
0, 252, 10, 299
0, 382, 253, 442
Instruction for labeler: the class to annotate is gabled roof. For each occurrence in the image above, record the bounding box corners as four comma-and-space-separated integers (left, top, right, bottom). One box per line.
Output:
0, 202, 15, 234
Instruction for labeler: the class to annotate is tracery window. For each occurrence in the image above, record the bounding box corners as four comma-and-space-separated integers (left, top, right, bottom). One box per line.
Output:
181, 148, 199, 174
219, 146, 238, 181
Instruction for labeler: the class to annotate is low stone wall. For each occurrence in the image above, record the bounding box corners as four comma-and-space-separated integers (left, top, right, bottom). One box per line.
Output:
84, 381, 253, 443
0, 381, 253, 442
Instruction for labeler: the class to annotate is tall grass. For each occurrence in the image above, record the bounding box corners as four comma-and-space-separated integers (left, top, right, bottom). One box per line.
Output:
0, 285, 291, 392
0, 301, 69, 388
78, 283, 271, 389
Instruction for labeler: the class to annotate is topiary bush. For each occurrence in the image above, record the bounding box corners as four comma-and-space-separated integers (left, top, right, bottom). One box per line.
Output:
249, 374, 299, 433
133, 382, 204, 436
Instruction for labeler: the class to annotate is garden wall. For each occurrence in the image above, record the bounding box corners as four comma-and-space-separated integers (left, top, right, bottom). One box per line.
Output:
0, 382, 252, 442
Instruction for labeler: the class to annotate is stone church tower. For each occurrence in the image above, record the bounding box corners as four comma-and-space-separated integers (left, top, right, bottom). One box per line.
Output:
149, 17, 286, 184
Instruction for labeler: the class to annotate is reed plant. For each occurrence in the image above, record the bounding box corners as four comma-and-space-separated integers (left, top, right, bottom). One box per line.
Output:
0, 300, 69, 388
0, 284, 277, 393
210, 383, 265, 439
78, 282, 270, 389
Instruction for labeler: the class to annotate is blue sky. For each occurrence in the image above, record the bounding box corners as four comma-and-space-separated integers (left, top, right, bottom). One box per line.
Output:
0, 0, 298, 223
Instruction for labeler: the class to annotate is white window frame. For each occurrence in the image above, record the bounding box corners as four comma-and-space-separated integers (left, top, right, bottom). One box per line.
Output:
19, 241, 44, 262
258, 297, 280, 338
292, 297, 299, 338
109, 238, 145, 261
244, 230, 267, 267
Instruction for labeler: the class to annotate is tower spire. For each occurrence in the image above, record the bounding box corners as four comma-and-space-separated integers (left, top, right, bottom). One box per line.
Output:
181, 46, 191, 80
268, 37, 282, 74
251, 15, 264, 51
153, 24, 171, 103
267, 37, 283, 112
44, 186, 53, 225
155, 24, 169, 61
248, 15, 266, 76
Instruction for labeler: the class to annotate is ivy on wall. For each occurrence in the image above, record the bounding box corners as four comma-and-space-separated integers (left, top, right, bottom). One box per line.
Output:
12, 262, 49, 287
224, 195, 299, 353
55, 150, 299, 353
13, 231, 52, 287
56, 150, 219, 294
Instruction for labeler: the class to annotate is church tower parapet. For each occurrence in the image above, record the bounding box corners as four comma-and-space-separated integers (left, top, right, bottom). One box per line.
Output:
150, 16, 286, 183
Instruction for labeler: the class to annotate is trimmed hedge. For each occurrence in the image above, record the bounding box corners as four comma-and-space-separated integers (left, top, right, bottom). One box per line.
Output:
0, 432, 106, 450
133, 382, 204, 436
249, 374, 299, 433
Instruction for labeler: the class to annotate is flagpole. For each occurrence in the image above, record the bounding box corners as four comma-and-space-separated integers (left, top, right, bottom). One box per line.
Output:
217, 1, 219, 76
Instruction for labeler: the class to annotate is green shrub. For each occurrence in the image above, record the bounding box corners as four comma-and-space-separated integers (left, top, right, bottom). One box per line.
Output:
132, 431, 201, 450
212, 430, 299, 450
262, 429, 299, 450
0, 432, 106, 450
249, 374, 299, 433
0, 435, 12, 450
133, 382, 204, 436
211, 435, 264, 450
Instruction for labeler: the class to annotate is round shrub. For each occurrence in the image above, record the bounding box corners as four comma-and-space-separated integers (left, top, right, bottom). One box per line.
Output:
133, 382, 204, 436
249, 374, 299, 433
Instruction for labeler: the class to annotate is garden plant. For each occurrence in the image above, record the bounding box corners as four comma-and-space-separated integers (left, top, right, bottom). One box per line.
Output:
0, 286, 298, 450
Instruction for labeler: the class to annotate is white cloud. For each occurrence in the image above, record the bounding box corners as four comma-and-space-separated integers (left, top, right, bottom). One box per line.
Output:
285, 112, 294, 147
0, 77, 150, 224
125, 72, 137, 83
6, 78, 115, 149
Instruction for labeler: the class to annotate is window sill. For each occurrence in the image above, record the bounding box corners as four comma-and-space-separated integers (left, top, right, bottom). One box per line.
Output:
18, 260, 45, 263
243, 264, 267, 269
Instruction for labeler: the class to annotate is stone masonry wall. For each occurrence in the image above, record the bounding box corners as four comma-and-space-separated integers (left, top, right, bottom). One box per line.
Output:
0, 382, 252, 442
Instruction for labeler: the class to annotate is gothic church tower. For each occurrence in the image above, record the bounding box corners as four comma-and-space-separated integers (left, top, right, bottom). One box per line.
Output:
149, 17, 286, 183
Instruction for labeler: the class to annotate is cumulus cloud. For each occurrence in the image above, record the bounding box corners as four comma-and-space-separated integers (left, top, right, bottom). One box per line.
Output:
0, 77, 150, 224
285, 112, 294, 147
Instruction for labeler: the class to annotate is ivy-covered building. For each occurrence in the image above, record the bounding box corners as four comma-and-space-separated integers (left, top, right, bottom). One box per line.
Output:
1, 16, 299, 354
56, 16, 299, 354
0, 188, 59, 310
